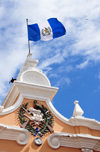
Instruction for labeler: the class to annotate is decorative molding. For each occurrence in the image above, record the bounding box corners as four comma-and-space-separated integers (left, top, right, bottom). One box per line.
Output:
15, 81, 58, 101
3, 84, 16, 107
0, 95, 23, 115
48, 132, 100, 151
0, 123, 30, 145
0, 81, 58, 115
4, 85, 19, 108
81, 148, 93, 152
46, 99, 100, 130
69, 116, 100, 130
0, 106, 4, 112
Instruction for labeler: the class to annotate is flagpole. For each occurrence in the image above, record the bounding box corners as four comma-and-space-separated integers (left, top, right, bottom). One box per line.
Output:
26, 19, 31, 55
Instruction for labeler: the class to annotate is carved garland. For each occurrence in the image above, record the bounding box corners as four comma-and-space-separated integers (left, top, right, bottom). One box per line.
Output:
18, 100, 54, 137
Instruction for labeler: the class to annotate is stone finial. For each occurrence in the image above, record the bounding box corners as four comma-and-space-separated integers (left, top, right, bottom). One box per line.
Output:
17, 53, 39, 81
20, 53, 38, 73
73, 100, 84, 117
25, 53, 39, 68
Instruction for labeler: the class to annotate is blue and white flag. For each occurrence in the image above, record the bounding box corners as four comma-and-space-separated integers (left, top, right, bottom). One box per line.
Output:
28, 18, 66, 41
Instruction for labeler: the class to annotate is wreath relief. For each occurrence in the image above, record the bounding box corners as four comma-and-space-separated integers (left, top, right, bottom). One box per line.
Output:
18, 100, 54, 138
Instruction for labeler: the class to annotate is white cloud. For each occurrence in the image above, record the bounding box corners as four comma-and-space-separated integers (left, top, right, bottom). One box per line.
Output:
0, 0, 100, 102
39, 53, 64, 69
54, 76, 71, 87
76, 60, 89, 69
65, 77, 71, 85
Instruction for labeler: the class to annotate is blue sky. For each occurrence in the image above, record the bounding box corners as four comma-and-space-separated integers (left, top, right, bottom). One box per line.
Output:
0, 0, 100, 121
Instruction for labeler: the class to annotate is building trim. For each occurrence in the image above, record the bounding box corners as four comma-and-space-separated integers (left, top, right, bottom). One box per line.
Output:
46, 99, 100, 130
0, 123, 30, 145
48, 132, 100, 151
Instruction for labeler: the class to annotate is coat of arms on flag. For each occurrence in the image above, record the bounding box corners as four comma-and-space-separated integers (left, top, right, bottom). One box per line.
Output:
41, 27, 51, 36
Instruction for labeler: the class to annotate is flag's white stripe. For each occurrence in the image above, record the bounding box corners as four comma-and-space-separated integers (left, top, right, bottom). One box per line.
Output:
38, 21, 53, 41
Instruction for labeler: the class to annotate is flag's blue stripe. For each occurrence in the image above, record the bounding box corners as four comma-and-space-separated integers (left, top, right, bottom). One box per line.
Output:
48, 18, 66, 39
28, 24, 40, 41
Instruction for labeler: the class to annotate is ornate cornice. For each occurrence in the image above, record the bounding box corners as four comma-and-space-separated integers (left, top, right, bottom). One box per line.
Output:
0, 81, 58, 115
48, 132, 100, 151
0, 123, 30, 145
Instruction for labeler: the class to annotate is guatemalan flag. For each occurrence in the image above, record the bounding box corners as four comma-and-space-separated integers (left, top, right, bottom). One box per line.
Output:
28, 18, 66, 41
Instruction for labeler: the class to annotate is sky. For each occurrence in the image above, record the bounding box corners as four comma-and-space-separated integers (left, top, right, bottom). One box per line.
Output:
0, 0, 100, 121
